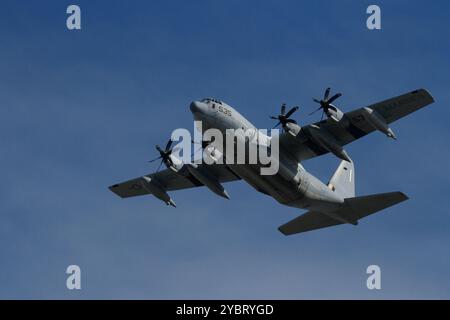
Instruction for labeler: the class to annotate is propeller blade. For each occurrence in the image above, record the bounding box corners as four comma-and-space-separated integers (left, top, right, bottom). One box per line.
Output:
165, 139, 173, 152
313, 98, 321, 104
194, 146, 203, 154
273, 122, 281, 129
270, 116, 279, 120
191, 139, 202, 154
194, 140, 211, 153
327, 93, 342, 104
155, 144, 163, 153
321, 110, 324, 121
148, 155, 162, 163
308, 106, 322, 116
156, 159, 163, 172
203, 141, 210, 149
171, 146, 181, 154
192, 139, 212, 149
324, 87, 331, 100
192, 139, 204, 148
280, 103, 286, 115
285, 118, 297, 124
284, 106, 299, 118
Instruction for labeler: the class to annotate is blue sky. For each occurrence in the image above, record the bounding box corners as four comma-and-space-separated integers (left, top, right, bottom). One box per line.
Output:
0, 0, 449, 299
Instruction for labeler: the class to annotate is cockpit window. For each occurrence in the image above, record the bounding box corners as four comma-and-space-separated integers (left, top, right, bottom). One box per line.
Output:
201, 98, 222, 105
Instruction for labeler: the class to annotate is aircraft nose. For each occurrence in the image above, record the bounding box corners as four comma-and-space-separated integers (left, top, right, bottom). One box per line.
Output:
190, 101, 207, 114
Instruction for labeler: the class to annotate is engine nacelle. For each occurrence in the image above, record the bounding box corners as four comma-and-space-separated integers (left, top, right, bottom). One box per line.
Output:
186, 164, 230, 199
363, 107, 397, 139
141, 176, 176, 207
203, 144, 223, 163
167, 153, 184, 172
326, 104, 344, 122
284, 122, 302, 137
306, 125, 352, 162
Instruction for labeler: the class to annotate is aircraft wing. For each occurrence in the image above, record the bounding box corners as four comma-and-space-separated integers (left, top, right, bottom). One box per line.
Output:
109, 163, 240, 198
279, 88, 434, 162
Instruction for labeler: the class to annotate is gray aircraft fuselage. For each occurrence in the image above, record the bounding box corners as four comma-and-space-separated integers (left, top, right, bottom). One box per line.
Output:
190, 99, 344, 214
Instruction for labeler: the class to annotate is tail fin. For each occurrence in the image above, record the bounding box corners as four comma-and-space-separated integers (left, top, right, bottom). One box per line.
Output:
328, 160, 355, 199
279, 192, 408, 235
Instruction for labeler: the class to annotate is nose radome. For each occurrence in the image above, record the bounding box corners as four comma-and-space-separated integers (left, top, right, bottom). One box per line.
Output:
190, 101, 207, 114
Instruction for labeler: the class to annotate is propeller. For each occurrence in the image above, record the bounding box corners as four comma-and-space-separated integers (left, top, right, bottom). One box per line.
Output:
270, 103, 299, 129
192, 138, 211, 151
148, 139, 178, 171
309, 87, 342, 120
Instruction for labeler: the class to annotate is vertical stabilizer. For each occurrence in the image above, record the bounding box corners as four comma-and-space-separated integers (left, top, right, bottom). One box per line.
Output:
328, 160, 355, 199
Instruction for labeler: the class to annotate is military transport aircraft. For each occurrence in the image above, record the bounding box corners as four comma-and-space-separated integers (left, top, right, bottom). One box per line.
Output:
109, 88, 434, 235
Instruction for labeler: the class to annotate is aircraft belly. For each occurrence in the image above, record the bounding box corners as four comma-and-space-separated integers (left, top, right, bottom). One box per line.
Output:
228, 164, 303, 205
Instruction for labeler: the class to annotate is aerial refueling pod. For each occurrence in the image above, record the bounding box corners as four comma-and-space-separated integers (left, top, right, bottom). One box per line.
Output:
141, 176, 176, 207
305, 125, 352, 162
363, 107, 397, 139
186, 164, 230, 199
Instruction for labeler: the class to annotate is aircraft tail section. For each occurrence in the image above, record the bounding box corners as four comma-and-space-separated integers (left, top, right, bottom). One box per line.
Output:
279, 191, 408, 235
343, 192, 408, 221
327, 160, 355, 199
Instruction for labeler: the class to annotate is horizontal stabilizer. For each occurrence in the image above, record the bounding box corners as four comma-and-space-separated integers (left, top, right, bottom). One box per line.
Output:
279, 191, 408, 235
342, 191, 408, 221
279, 211, 342, 235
